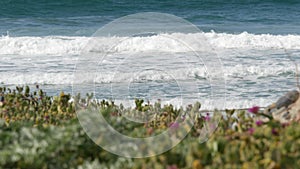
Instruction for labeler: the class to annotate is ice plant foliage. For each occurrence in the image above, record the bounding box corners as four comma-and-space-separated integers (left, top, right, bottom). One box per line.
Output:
167, 164, 178, 169
0, 86, 299, 168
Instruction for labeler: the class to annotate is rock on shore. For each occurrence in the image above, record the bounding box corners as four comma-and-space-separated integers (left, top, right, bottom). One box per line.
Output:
265, 90, 300, 123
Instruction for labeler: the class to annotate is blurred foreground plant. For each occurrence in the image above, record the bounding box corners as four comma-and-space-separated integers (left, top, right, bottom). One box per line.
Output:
0, 86, 299, 169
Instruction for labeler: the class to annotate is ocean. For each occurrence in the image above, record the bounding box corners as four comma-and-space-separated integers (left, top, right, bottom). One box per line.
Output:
1, 0, 300, 109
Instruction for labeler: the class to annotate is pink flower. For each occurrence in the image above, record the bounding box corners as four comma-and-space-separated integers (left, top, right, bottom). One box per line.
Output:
44, 115, 49, 120
248, 106, 260, 114
256, 120, 263, 126
248, 128, 255, 134
181, 115, 186, 121
272, 128, 279, 135
205, 113, 211, 121
169, 122, 179, 130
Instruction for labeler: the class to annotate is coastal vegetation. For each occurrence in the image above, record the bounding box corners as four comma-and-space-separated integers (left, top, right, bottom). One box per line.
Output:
0, 86, 299, 169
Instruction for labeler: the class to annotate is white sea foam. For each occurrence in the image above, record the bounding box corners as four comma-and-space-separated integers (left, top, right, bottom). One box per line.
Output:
1, 32, 300, 55
0, 31, 298, 110
0, 36, 89, 55
0, 64, 295, 85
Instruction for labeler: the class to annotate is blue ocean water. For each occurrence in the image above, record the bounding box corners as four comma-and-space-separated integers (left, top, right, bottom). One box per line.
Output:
1, 0, 300, 36
1, 0, 300, 109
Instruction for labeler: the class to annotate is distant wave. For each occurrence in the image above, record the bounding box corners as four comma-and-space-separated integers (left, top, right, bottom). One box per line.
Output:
0, 65, 294, 85
1, 32, 300, 55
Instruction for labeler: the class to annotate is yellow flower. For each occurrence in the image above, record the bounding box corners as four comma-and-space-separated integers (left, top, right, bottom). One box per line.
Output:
192, 160, 202, 169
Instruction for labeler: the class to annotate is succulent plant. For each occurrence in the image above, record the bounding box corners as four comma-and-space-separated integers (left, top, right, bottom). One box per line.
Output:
0, 85, 299, 169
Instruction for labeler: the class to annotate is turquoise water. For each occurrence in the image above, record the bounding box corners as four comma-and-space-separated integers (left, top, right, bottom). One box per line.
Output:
1, 0, 300, 36
1, 0, 300, 109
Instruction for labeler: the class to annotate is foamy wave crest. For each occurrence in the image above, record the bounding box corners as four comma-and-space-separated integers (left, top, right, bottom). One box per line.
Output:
0, 65, 295, 85
206, 31, 300, 49
1, 32, 300, 55
0, 72, 74, 85
0, 36, 90, 55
